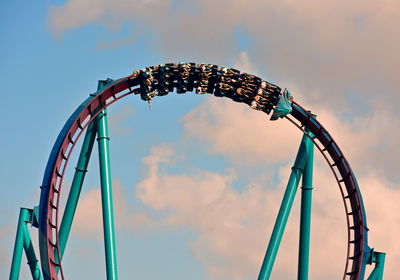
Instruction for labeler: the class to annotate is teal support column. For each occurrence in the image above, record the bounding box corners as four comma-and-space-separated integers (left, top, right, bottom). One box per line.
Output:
58, 120, 97, 259
258, 132, 313, 280
10, 208, 42, 280
374, 252, 386, 280
97, 104, 118, 279
22, 224, 42, 280
297, 127, 315, 280
10, 208, 31, 280
97, 109, 118, 280
367, 252, 386, 280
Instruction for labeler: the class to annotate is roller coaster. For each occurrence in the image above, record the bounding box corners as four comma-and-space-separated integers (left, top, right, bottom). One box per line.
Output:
9, 63, 386, 279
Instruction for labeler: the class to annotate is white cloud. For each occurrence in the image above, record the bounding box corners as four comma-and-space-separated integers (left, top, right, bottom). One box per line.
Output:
48, 0, 108, 36
41, 12, 400, 275
233, 51, 259, 76
182, 94, 400, 180
47, 0, 400, 107
108, 104, 135, 135
62, 103, 400, 279
128, 90, 400, 279
358, 174, 400, 280
130, 143, 400, 280
72, 180, 128, 239
66, 84, 400, 278
182, 97, 300, 165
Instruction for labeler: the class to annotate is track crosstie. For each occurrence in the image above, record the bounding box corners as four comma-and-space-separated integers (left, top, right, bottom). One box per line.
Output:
38, 63, 369, 280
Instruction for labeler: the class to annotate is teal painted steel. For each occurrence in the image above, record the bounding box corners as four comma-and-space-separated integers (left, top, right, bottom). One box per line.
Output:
58, 119, 97, 259
10, 208, 42, 280
375, 252, 386, 280
367, 252, 386, 280
22, 223, 42, 280
258, 133, 313, 280
270, 89, 292, 120
32, 65, 373, 279
97, 105, 118, 279
297, 128, 315, 280
10, 208, 30, 280
376, 252, 386, 280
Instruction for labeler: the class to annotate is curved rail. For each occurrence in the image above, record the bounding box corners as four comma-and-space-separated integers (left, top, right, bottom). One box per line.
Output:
38, 63, 368, 279
287, 102, 370, 279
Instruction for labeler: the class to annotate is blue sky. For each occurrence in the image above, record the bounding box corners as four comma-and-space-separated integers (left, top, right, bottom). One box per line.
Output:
1, 1, 400, 279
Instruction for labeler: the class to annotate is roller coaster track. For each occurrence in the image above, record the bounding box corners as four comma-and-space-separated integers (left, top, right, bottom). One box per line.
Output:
37, 63, 369, 279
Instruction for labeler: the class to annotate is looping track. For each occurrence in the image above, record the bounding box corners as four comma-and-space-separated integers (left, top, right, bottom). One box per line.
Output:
38, 63, 369, 280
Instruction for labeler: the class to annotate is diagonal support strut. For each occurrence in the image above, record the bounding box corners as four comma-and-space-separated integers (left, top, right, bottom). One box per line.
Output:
258, 130, 314, 280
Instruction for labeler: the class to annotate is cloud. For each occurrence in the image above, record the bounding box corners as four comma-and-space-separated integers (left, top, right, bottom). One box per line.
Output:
357, 174, 400, 280
233, 51, 259, 76
130, 142, 400, 280
47, 0, 400, 179
129, 144, 365, 279
135, 145, 283, 279
72, 180, 128, 239
48, 0, 108, 36
55, 112, 398, 280
181, 95, 400, 183
129, 88, 400, 279
53, 54, 399, 279
97, 35, 136, 51
71, 187, 103, 239
44, 5, 400, 275
47, 0, 400, 107
48, 0, 171, 36
108, 104, 135, 135
182, 97, 300, 165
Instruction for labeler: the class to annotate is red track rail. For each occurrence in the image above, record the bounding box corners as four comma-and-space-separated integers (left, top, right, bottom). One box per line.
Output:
38, 64, 368, 279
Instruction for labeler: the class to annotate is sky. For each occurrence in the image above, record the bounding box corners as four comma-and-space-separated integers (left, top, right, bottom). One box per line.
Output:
1, 0, 399, 279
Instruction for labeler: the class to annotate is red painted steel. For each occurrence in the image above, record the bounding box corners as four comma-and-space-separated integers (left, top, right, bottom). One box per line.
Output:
40, 66, 366, 280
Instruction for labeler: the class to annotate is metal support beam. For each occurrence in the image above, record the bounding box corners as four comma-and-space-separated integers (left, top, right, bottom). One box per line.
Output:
97, 80, 118, 280
10, 208, 30, 280
58, 119, 97, 259
258, 132, 314, 280
22, 222, 42, 280
367, 251, 386, 280
10, 208, 42, 280
297, 127, 315, 280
